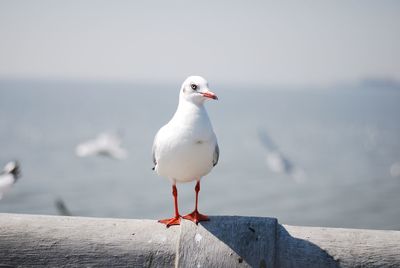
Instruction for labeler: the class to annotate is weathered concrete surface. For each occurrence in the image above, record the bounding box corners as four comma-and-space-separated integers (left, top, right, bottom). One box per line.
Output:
178, 216, 277, 267
0, 213, 179, 267
279, 224, 400, 268
0, 213, 400, 267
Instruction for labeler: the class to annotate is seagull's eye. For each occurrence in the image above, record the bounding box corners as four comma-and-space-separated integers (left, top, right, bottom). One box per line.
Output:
191, 84, 198, 90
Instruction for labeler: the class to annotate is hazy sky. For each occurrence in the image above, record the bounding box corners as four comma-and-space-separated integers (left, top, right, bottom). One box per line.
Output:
0, 1, 399, 86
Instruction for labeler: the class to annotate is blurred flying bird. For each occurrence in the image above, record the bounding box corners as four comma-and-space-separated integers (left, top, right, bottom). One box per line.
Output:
0, 161, 21, 200
75, 132, 128, 160
258, 129, 306, 183
55, 198, 73, 216
152, 76, 219, 227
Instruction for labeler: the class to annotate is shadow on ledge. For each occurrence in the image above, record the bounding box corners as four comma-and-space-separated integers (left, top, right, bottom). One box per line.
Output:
187, 216, 340, 268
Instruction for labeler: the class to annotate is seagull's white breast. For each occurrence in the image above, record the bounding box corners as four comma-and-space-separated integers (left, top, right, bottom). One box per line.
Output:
154, 104, 217, 182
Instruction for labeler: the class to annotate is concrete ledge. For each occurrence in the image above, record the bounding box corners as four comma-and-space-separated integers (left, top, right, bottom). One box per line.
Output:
0, 213, 399, 267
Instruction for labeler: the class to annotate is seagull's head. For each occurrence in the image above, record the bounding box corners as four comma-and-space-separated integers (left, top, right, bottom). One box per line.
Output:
180, 76, 218, 104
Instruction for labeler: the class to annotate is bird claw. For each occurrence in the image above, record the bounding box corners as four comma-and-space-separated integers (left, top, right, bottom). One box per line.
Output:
158, 216, 181, 227
183, 210, 209, 224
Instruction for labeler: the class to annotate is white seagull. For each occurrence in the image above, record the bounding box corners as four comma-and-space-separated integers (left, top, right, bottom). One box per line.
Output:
152, 76, 219, 227
75, 132, 128, 160
258, 129, 306, 183
0, 161, 21, 200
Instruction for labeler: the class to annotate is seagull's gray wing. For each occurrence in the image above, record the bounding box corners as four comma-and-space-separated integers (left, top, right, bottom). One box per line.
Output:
213, 143, 219, 167
152, 134, 158, 170
152, 143, 157, 170
257, 128, 278, 151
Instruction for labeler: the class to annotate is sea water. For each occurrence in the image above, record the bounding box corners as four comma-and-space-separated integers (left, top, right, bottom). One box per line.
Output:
1, 80, 399, 230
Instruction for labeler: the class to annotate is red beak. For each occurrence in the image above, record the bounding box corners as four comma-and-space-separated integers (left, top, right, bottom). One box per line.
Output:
202, 90, 218, 100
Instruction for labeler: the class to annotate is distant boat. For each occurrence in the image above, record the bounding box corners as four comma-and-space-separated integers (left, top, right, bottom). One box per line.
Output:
258, 129, 306, 183
76, 132, 128, 160
0, 161, 21, 200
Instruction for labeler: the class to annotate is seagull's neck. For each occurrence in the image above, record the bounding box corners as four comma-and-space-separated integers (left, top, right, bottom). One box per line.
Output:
172, 98, 209, 124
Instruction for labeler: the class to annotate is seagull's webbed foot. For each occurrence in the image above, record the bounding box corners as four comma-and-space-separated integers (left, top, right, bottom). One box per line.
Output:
158, 216, 181, 227
183, 210, 209, 225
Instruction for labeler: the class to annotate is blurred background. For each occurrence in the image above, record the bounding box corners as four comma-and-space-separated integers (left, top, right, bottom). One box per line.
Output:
1, 1, 400, 230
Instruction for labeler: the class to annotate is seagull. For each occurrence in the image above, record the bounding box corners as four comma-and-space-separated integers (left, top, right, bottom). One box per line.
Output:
75, 132, 128, 160
258, 129, 306, 183
152, 76, 219, 227
0, 161, 21, 200
55, 198, 73, 216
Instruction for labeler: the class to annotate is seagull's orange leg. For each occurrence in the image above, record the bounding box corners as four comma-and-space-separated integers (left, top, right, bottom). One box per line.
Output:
183, 180, 209, 224
158, 185, 181, 227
